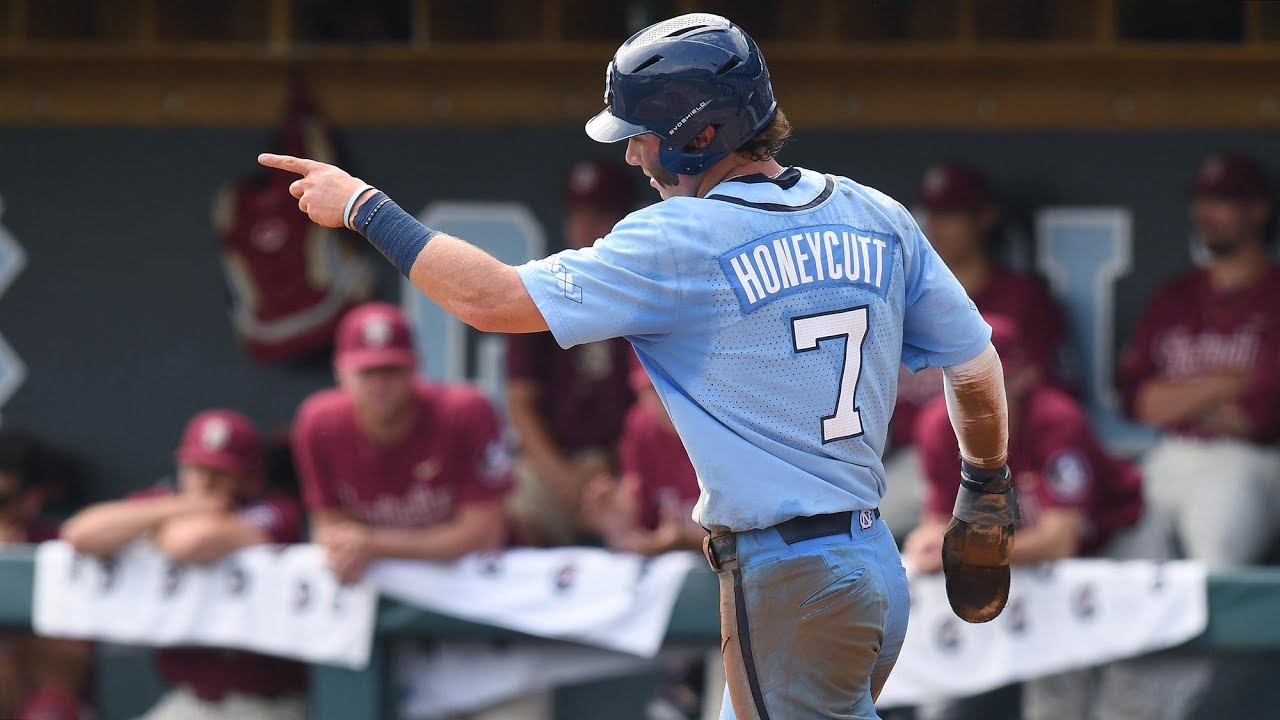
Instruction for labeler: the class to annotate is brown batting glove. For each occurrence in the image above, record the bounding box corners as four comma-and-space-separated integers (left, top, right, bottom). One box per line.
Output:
942, 462, 1018, 623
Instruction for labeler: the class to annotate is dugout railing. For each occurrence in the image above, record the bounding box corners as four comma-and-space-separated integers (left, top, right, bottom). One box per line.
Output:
3, 546, 1280, 719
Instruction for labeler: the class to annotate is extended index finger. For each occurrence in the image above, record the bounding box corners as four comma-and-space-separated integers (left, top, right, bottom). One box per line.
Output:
258, 153, 320, 176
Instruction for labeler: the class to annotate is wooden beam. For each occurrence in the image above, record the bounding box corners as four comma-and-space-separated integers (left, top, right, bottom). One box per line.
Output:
411, 0, 430, 46
3, 45, 1280, 130
1095, 0, 1117, 50
1245, 0, 1264, 46
268, 0, 292, 54
955, 0, 975, 47
543, 0, 563, 44
818, 0, 841, 44
136, 0, 157, 48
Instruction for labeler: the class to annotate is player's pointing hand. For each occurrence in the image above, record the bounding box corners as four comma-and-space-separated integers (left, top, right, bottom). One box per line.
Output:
258, 153, 373, 229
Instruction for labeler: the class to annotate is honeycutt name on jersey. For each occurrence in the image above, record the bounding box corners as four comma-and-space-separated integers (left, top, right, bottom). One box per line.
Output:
719, 222, 895, 312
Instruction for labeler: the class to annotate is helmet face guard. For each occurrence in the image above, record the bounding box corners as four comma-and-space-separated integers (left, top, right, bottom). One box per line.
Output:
585, 13, 778, 176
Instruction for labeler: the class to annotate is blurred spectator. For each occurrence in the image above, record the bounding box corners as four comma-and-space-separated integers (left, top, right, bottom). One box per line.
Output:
1118, 152, 1280, 569
580, 356, 702, 556
0, 430, 92, 720
506, 159, 638, 546
882, 163, 1067, 541
291, 302, 539, 720
62, 410, 306, 720
907, 317, 1204, 720
581, 356, 704, 720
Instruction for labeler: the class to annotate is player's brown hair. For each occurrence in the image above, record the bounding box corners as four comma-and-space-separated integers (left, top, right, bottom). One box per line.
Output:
736, 108, 792, 162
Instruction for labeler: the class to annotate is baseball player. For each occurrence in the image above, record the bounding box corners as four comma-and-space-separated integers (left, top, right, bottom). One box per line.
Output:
62, 410, 307, 720
262, 13, 1015, 719
1118, 152, 1280, 569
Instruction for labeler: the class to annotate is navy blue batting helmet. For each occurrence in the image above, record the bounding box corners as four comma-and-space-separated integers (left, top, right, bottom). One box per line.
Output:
584, 13, 778, 176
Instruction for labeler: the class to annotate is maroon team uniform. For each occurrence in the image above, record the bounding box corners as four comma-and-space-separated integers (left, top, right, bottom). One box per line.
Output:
130, 487, 307, 701
617, 398, 700, 531
916, 386, 1144, 556
1118, 264, 1280, 443
891, 267, 1065, 448
506, 334, 636, 458
292, 382, 513, 527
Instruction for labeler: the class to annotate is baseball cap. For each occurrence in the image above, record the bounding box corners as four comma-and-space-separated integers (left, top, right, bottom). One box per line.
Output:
1193, 153, 1270, 200
175, 410, 262, 475
919, 164, 994, 212
563, 159, 635, 213
334, 302, 416, 372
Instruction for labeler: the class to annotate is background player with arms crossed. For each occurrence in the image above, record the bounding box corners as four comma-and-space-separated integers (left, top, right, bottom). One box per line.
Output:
262, 13, 1016, 719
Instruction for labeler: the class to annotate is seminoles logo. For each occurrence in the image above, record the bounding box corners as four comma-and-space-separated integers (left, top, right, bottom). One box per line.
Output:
1072, 583, 1098, 620
201, 418, 231, 451
162, 563, 184, 597
294, 579, 312, 611
250, 217, 288, 253
1005, 597, 1029, 636
553, 562, 578, 593
935, 618, 962, 653
478, 551, 503, 577
225, 565, 248, 597
362, 316, 393, 347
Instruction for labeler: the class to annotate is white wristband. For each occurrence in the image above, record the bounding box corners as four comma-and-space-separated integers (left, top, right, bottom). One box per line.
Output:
343, 184, 375, 231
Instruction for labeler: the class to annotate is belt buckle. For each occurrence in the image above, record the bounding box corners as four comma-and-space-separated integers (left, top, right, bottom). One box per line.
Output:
702, 534, 722, 572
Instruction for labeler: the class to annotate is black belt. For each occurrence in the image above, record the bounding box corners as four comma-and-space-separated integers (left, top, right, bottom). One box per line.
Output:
703, 509, 879, 572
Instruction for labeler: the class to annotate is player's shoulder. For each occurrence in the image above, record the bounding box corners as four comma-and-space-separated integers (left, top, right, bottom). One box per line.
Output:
295, 387, 355, 429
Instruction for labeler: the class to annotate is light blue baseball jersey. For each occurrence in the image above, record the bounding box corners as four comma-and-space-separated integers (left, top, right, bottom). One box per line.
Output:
516, 167, 990, 532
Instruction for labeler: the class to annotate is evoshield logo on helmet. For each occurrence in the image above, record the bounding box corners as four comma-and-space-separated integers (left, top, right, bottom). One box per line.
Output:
669, 100, 710, 136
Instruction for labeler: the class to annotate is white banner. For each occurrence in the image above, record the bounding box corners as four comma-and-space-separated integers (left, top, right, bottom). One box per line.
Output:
32, 540, 377, 669
878, 559, 1208, 707
369, 548, 698, 658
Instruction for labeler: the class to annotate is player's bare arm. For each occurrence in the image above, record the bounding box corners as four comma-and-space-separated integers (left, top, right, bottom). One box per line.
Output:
1134, 372, 1247, 428
937, 342, 1017, 623
1008, 509, 1083, 563
362, 502, 506, 562
62, 494, 225, 556
151, 512, 270, 565
257, 153, 547, 334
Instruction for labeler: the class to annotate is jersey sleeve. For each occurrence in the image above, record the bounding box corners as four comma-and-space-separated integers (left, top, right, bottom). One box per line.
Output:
1028, 397, 1098, 513
900, 212, 992, 371
913, 398, 962, 517
454, 393, 516, 506
290, 399, 339, 512
516, 208, 681, 349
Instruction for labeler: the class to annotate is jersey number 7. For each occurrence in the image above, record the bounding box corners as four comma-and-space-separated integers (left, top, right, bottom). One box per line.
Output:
790, 306, 869, 443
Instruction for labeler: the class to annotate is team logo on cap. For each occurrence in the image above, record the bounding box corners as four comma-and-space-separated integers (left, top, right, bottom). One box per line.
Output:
362, 316, 393, 347
569, 163, 599, 194
201, 417, 231, 451
922, 166, 948, 195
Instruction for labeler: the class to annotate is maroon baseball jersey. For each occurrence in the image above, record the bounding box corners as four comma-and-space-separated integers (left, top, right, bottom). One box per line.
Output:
506, 333, 636, 454
618, 401, 700, 532
292, 382, 513, 526
890, 267, 1066, 448
1118, 265, 1280, 443
917, 386, 1143, 556
127, 487, 307, 701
